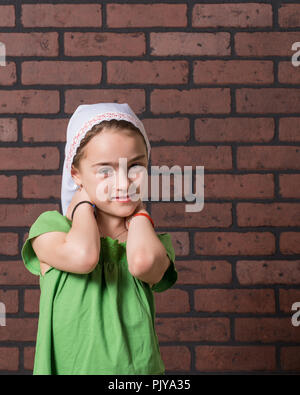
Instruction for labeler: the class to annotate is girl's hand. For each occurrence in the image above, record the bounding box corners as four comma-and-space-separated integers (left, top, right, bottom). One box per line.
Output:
125, 199, 148, 230
66, 185, 94, 221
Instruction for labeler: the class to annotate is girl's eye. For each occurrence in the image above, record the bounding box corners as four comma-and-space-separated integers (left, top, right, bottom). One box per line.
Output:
98, 168, 114, 176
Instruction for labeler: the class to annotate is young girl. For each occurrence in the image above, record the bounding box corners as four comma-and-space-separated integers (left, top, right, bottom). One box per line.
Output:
21, 102, 178, 375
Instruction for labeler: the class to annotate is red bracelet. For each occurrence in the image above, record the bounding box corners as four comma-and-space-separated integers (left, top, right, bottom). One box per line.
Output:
128, 213, 155, 228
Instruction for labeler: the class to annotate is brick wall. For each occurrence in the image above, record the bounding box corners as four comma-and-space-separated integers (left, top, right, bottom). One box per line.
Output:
0, 0, 300, 374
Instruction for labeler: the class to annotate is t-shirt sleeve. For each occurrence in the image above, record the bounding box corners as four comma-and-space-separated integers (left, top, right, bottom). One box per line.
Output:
151, 232, 178, 293
21, 210, 71, 276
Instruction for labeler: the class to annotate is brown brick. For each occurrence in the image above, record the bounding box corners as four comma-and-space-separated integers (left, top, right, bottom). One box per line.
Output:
150, 32, 230, 56
0, 233, 18, 256
22, 61, 102, 85
194, 289, 275, 313
24, 347, 35, 371
156, 317, 229, 342
280, 232, 300, 254
164, 232, 189, 257
194, 232, 275, 256
0, 5, 15, 27
0, 204, 58, 227
142, 118, 190, 142
278, 4, 300, 28
0, 118, 17, 142
107, 3, 187, 28
23, 174, 61, 199
236, 260, 300, 285
279, 289, 300, 313
0, 90, 59, 114
0, 348, 19, 371
24, 289, 40, 313
176, 260, 232, 285
237, 146, 300, 170
195, 117, 274, 142
195, 346, 276, 371
281, 347, 300, 371
0, 32, 58, 56
152, 203, 232, 228
107, 60, 188, 85
0, 147, 59, 170
22, 4, 102, 27
203, 174, 274, 199
0, 318, 38, 341
237, 88, 300, 114
64, 32, 145, 56
194, 60, 273, 84
22, 118, 68, 142
160, 346, 191, 372
235, 32, 300, 56
237, 203, 300, 227
155, 289, 189, 314
0, 61, 16, 85
279, 174, 300, 198
279, 118, 300, 142
192, 4, 272, 27
151, 145, 232, 169
278, 61, 300, 84
0, 262, 39, 286
0, 289, 18, 313
0, 175, 17, 198
235, 318, 300, 343
151, 88, 230, 114
64, 89, 145, 114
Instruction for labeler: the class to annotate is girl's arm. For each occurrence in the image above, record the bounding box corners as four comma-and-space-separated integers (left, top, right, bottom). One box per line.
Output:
126, 204, 171, 286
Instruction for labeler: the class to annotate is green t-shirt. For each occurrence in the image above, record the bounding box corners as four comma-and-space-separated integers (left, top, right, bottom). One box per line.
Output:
21, 210, 177, 375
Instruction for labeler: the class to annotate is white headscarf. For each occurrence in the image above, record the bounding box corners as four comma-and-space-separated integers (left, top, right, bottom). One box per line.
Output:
61, 102, 151, 216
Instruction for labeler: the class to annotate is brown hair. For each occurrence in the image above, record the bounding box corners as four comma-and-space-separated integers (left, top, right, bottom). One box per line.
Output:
71, 119, 147, 170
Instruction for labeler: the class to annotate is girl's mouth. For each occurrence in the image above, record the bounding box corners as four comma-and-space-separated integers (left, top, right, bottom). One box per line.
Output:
111, 194, 134, 202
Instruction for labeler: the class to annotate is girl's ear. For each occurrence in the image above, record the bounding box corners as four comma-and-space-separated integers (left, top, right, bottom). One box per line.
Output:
71, 164, 82, 187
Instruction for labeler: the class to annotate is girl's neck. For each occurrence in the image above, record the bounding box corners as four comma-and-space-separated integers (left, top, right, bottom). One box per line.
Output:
96, 210, 127, 241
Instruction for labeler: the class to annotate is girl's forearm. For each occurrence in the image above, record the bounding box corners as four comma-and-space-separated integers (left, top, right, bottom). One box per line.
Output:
65, 204, 100, 267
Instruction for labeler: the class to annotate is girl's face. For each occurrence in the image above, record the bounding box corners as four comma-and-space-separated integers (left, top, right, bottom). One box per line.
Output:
71, 128, 148, 218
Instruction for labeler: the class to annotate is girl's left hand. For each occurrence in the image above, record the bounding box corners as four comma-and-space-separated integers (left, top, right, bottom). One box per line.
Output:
125, 200, 148, 230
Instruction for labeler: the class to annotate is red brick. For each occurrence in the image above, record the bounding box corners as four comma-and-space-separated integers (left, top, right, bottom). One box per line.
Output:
194, 60, 273, 84
107, 60, 188, 85
237, 146, 300, 170
150, 32, 230, 56
279, 118, 300, 142
195, 346, 276, 371
176, 260, 232, 285
64, 89, 145, 114
281, 347, 300, 371
194, 289, 275, 313
160, 346, 191, 372
163, 232, 189, 257
235, 318, 300, 343
278, 61, 300, 84
237, 88, 300, 114
0, 32, 58, 56
107, 4, 187, 28
236, 260, 300, 285
280, 232, 300, 254
279, 174, 300, 198
278, 4, 300, 27
22, 4, 102, 27
64, 32, 145, 56
0, 348, 19, 371
156, 317, 229, 342
151, 88, 230, 114
23, 174, 61, 199
203, 174, 274, 199
0, 318, 38, 341
0, 289, 18, 313
22, 61, 102, 85
279, 289, 300, 313
195, 232, 275, 256
235, 32, 300, 56
0, 90, 59, 114
0, 118, 17, 142
0, 61, 16, 85
195, 117, 274, 142
0, 175, 17, 198
152, 203, 232, 228
0, 233, 18, 256
237, 203, 300, 227
0, 262, 39, 286
22, 118, 68, 143
155, 289, 189, 314
24, 289, 40, 313
24, 347, 35, 371
0, 204, 58, 227
142, 118, 190, 142
0, 5, 15, 27
0, 147, 59, 170
192, 4, 272, 27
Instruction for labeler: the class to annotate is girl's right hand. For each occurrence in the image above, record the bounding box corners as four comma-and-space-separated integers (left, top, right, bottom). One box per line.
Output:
66, 185, 95, 221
